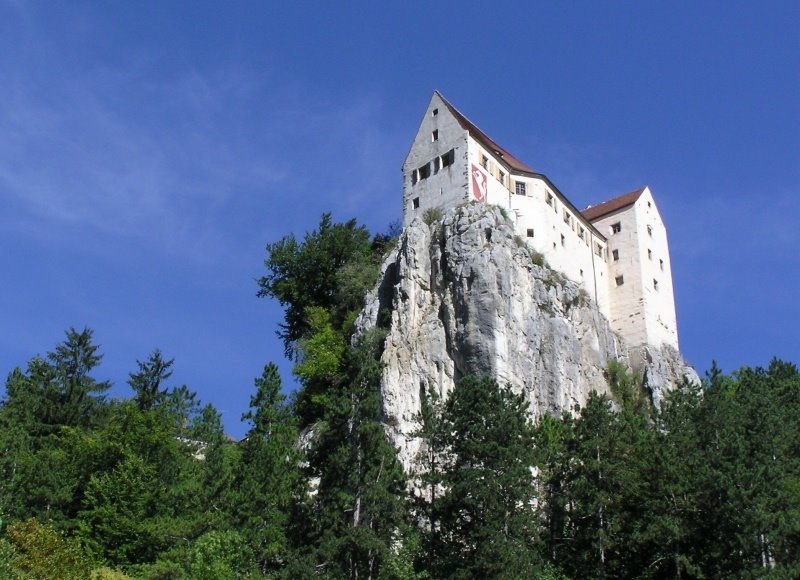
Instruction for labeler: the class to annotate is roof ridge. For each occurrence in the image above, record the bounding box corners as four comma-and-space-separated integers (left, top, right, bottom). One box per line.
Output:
581, 187, 647, 222
435, 92, 536, 174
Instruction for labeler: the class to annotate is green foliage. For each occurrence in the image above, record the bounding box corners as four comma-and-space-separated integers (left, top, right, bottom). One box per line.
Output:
128, 349, 174, 411
429, 376, 541, 578
606, 359, 650, 415
233, 363, 303, 575
257, 213, 376, 357
3, 518, 94, 579
299, 328, 408, 579
422, 207, 442, 225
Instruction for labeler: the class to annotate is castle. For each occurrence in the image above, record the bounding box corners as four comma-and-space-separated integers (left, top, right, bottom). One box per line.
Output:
403, 92, 679, 351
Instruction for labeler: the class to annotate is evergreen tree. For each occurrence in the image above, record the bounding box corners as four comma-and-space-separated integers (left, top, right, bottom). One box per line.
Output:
128, 349, 174, 411
432, 376, 540, 578
232, 362, 304, 575
297, 329, 408, 579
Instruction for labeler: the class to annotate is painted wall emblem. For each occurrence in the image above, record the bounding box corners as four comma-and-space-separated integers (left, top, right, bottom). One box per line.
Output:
471, 164, 487, 203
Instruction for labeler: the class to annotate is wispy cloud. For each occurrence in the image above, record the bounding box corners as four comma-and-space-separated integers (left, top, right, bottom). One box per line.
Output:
0, 8, 400, 264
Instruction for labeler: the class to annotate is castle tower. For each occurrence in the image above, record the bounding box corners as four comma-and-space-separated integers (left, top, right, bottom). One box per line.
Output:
583, 188, 679, 350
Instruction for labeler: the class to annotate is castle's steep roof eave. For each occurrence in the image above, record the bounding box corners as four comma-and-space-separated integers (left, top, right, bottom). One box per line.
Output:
581, 187, 647, 222
436, 91, 536, 174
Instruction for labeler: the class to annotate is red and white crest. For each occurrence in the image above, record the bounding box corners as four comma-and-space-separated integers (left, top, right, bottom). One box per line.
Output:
471, 164, 488, 203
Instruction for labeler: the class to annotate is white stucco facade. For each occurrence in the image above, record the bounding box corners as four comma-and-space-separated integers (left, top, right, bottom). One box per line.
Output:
403, 92, 680, 351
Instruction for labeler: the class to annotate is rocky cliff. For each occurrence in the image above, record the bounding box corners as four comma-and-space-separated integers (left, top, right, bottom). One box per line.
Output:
357, 203, 697, 469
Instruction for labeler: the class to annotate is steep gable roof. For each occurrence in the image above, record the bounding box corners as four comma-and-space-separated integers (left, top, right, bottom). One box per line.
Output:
436, 91, 536, 175
581, 187, 646, 222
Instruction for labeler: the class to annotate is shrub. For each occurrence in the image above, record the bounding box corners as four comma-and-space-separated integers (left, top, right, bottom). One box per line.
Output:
423, 207, 443, 225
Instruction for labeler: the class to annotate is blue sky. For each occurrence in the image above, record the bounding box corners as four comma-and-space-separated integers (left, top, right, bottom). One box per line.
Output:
1, 1, 798, 438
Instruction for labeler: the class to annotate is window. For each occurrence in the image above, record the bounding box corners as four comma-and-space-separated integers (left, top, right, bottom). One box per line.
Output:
480, 154, 488, 170
561, 234, 565, 247
611, 222, 622, 234
515, 181, 526, 195
659, 259, 664, 271
578, 226, 585, 241
595, 243, 603, 258
653, 279, 659, 291
498, 169, 505, 185
612, 249, 619, 261
647, 201, 651, 208
431, 130, 439, 142
412, 197, 420, 209
647, 225, 653, 237
432, 108, 438, 116
546, 192, 554, 207
615, 275, 624, 287
526, 228, 534, 238
418, 163, 431, 180
563, 209, 571, 225
433, 157, 441, 173
648, 249, 652, 260
441, 149, 455, 168
580, 269, 584, 277
411, 169, 418, 185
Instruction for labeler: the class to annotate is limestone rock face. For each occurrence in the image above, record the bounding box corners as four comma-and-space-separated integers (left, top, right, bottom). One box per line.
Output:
357, 203, 697, 469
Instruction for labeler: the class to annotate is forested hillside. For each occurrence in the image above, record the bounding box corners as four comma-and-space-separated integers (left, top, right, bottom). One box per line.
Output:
1, 215, 797, 578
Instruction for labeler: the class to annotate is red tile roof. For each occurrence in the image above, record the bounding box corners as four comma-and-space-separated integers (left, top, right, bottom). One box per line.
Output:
436, 91, 536, 174
581, 187, 646, 222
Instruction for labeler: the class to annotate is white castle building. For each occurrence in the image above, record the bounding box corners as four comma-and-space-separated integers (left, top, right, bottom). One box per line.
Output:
403, 91, 679, 350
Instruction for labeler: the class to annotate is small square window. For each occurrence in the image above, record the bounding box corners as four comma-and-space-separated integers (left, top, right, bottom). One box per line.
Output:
595, 243, 603, 258
615, 275, 624, 287
612, 249, 619, 261
659, 259, 664, 271
546, 192, 554, 206
480, 154, 488, 170
441, 149, 455, 168
432, 108, 438, 116
498, 169, 505, 184
611, 222, 622, 234
647, 201, 651, 208
580, 269, 584, 277
578, 226, 585, 241
647, 225, 653, 237
563, 210, 571, 225
647, 249, 652, 260
653, 279, 659, 291
515, 181, 527, 195
432, 130, 439, 142
561, 234, 565, 247
412, 197, 420, 209
526, 228, 534, 238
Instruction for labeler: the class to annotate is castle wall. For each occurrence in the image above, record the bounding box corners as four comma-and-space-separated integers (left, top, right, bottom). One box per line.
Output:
465, 138, 611, 316
403, 94, 469, 226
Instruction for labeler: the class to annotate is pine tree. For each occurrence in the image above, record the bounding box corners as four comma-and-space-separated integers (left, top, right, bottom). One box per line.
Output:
232, 362, 303, 575
432, 376, 540, 578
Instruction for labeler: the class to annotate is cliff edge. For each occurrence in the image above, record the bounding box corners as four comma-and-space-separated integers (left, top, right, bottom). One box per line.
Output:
358, 203, 697, 469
